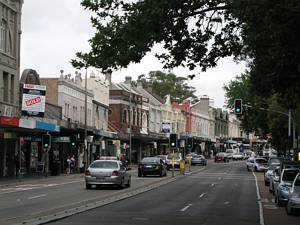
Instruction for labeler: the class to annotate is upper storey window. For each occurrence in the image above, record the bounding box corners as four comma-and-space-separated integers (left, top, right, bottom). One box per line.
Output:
0, 19, 7, 52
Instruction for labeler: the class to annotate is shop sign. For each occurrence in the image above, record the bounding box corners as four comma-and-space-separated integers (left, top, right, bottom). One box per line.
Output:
19, 118, 36, 129
161, 121, 171, 133
0, 116, 19, 126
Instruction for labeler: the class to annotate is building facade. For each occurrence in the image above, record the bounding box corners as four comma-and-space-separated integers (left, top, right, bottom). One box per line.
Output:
0, 0, 23, 177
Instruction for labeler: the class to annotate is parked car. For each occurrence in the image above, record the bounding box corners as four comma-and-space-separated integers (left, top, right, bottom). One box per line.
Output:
85, 160, 131, 189
138, 157, 167, 177
225, 149, 235, 160
275, 168, 300, 206
264, 165, 279, 186
286, 172, 300, 215
248, 157, 268, 172
191, 154, 207, 166
267, 157, 283, 167
215, 152, 229, 163
166, 152, 182, 170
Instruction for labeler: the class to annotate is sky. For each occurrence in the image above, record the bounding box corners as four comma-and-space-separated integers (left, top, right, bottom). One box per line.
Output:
20, 0, 246, 109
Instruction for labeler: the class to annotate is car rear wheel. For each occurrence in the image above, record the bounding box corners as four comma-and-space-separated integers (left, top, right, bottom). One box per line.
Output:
86, 183, 92, 189
275, 196, 282, 206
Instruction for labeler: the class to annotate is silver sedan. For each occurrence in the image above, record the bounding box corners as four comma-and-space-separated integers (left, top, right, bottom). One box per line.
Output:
85, 160, 131, 189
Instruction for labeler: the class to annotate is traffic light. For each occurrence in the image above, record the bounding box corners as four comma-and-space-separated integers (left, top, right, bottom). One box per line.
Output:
42, 134, 51, 149
234, 99, 243, 114
70, 135, 77, 148
186, 137, 193, 150
169, 133, 178, 149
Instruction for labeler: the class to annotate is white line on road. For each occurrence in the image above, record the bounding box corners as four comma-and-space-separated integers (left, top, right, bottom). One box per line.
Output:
253, 172, 265, 225
199, 193, 206, 198
211, 183, 216, 187
27, 194, 47, 200
180, 203, 192, 212
224, 201, 230, 205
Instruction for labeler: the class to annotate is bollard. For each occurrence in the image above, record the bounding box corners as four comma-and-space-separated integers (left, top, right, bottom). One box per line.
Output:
180, 159, 185, 175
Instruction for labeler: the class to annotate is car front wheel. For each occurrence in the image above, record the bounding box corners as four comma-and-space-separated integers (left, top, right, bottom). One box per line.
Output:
86, 183, 92, 189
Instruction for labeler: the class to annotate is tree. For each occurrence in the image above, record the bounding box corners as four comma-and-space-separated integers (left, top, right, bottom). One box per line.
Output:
138, 71, 197, 102
72, 0, 300, 111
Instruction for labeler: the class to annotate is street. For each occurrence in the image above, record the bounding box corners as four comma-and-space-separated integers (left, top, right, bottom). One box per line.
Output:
1, 161, 299, 225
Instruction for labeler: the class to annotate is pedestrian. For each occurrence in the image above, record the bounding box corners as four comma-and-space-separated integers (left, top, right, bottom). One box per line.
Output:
70, 155, 76, 173
66, 156, 71, 174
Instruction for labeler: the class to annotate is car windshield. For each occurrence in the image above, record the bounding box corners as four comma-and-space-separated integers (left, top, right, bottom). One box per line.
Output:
282, 170, 300, 182
90, 161, 118, 169
142, 158, 159, 163
269, 158, 281, 164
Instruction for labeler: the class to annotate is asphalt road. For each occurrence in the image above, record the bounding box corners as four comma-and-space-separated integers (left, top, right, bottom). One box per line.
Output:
49, 162, 260, 225
0, 169, 183, 225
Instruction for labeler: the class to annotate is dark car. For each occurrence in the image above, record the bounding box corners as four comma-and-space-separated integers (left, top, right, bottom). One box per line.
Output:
215, 152, 228, 163
191, 154, 207, 166
138, 157, 167, 177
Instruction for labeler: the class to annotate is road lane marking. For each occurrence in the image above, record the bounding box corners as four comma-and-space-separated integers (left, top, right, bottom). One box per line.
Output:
218, 177, 222, 180
199, 193, 206, 198
180, 203, 192, 212
28, 194, 47, 200
253, 172, 265, 225
224, 201, 230, 205
211, 183, 216, 187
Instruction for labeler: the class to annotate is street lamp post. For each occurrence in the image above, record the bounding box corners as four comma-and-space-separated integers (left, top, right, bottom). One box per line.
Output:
84, 67, 88, 170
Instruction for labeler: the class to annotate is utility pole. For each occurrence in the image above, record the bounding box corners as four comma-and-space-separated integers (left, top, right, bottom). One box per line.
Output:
129, 85, 132, 167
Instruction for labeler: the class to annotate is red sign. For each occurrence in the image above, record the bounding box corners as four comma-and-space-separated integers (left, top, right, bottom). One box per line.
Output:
25, 96, 41, 106
0, 116, 19, 126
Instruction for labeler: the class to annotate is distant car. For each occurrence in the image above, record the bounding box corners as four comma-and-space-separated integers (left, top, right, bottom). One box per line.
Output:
215, 152, 228, 163
138, 157, 167, 177
286, 172, 300, 215
275, 168, 300, 206
155, 155, 168, 165
85, 160, 131, 189
248, 157, 268, 172
191, 154, 207, 166
246, 157, 255, 171
267, 157, 283, 167
264, 165, 279, 186
232, 152, 244, 160
225, 149, 235, 160
166, 152, 182, 170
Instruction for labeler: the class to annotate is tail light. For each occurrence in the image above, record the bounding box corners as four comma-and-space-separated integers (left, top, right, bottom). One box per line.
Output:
85, 170, 91, 176
111, 170, 118, 176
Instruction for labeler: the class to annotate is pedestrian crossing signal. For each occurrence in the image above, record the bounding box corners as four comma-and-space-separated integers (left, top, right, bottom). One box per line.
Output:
234, 99, 242, 114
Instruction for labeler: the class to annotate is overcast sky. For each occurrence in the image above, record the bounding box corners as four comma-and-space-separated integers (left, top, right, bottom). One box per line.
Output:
20, 0, 246, 109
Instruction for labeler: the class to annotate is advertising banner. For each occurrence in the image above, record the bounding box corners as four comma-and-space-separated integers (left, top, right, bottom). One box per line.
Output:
21, 84, 46, 117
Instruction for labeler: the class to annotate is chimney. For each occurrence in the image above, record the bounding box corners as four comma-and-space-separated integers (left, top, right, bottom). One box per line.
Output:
105, 69, 112, 84
125, 76, 132, 85
137, 80, 143, 88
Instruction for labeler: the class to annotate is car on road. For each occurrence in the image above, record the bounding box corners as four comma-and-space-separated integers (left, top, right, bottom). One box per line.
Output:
155, 155, 168, 165
247, 157, 268, 172
275, 168, 300, 206
232, 152, 244, 160
264, 165, 279, 186
215, 152, 228, 163
286, 172, 300, 215
85, 160, 131, 189
166, 152, 182, 170
225, 149, 235, 160
191, 154, 207, 166
138, 157, 167, 177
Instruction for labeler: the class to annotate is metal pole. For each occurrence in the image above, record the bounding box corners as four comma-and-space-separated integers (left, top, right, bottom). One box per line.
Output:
129, 86, 132, 166
84, 67, 88, 170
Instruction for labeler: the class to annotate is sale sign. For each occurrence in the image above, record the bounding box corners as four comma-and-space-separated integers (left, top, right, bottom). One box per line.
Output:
21, 84, 46, 117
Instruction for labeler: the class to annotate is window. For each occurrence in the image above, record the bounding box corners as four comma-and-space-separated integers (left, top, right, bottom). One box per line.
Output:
0, 19, 7, 52
3, 71, 8, 102
10, 74, 14, 103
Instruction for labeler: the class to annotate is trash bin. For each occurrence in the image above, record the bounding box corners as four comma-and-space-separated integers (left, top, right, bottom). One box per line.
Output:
51, 161, 61, 176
